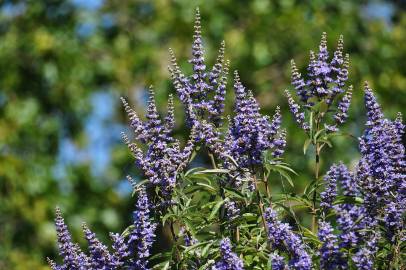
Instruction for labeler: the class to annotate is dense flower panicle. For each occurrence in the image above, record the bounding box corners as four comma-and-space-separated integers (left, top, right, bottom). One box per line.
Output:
211, 58, 229, 126
179, 227, 198, 247
164, 94, 175, 135
357, 83, 406, 233
54, 207, 89, 269
318, 221, 344, 270
363, 82, 384, 126
110, 233, 129, 268
291, 60, 308, 103
223, 73, 285, 171
288, 33, 351, 133
336, 163, 357, 196
212, 238, 244, 270
129, 187, 157, 270
265, 208, 312, 270
352, 232, 379, 270
169, 8, 229, 125
121, 89, 195, 197
333, 86, 352, 125
224, 200, 240, 222
82, 223, 115, 269
51, 208, 127, 270
272, 129, 286, 158
285, 90, 309, 132
320, 164, 339, 210
270, 253, 288, 270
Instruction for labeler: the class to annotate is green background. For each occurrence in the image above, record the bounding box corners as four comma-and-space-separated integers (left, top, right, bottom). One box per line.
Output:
0, 0, 405, 268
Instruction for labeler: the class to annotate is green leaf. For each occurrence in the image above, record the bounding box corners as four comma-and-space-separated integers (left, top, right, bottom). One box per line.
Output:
201, 241, 214, 258
209, 199, 225, 220
223, 187, 246, 200
303, 138, 311, 154
195, 168, 229, 174
195, 182, 217, 193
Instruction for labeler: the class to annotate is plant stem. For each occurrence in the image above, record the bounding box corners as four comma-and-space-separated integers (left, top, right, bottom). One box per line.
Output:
253, 174, 269, 236
312, 141, 320, 233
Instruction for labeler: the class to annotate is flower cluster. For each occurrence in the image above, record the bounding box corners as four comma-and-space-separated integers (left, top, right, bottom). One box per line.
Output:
265, 208, 312, 270
356, 83, 405, 242
286, 33, 352, 133
317, 221, 343, 269
49, 9, 405, 270
121, 87, 196, 198
49, 187, 155, 270
169, 8, 229, 127
212, 238, 244, 270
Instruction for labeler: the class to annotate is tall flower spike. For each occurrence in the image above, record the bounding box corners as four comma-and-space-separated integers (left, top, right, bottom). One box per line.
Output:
270, 253, 287, 270
164, 94, 175, 134
190, 8, 206, 79
318, 221, 344, 269
110, 232, 129, 268
285, 90, 310, 132
320, 164, 339, 210
291, 59, 308, 102
209, 40, 226, 86
265, 208, 312, 270
272, 129, 286, 158
121, 97, 146, 142
121, 132, 145, 168
129, 187, 157, 270
333, 85, 352, 125
363, 82, 384, 126
54, 207, 81, 268
212, 238, 245, 270
145, 85, 163, 138
82, 223, 113, 269
211, 59, 229, 125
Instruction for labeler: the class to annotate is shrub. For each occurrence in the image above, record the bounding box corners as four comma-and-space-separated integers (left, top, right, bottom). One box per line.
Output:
48, 8, 405, 270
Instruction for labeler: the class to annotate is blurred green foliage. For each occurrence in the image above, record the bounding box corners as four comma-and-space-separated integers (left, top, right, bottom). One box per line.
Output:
0, 0, 405, 268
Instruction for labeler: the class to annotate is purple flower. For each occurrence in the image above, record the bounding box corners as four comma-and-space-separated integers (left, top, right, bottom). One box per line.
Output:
82, 223, 115, 269
128, 187, 157, 270
212, 238, 244, 270
265, 208, 312, 270
121, 88, 196, 198
333, 86, 352, 125
224, 200, 240, 222
270, 253, 288, 270
179, 227, 198, 247
110, 232, 129, 268
285, 90, 309, 132
53, 207, 90, 269
351, 232, 379, 270
318, 221, 344, 270
320, 164, 339, 210
224, 72, 285, 171
169, 8, 228, 126
288, 33, 350, 132
357, 83, 405, 227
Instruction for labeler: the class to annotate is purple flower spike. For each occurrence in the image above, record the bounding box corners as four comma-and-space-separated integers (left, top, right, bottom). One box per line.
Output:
318, 221, 344, 270
82, 223, 114, 269
110, 232, 129, 268
320, 164, 339, 210
270, 253, 287, 270
363, 82, 384, 126
285, 90, 309, 132
333, 85, 352, 125
129, 187, 157, 270
212, 238, 245, 270
291, 59, 308, 103
265, 208, 312, 270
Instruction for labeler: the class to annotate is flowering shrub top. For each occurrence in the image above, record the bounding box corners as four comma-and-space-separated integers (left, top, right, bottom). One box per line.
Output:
48, 8, 405, 270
